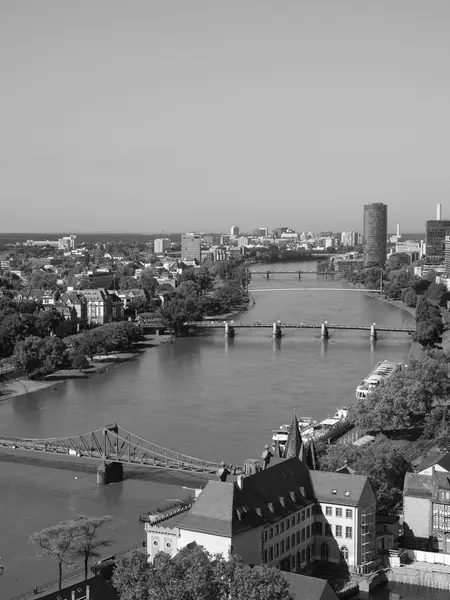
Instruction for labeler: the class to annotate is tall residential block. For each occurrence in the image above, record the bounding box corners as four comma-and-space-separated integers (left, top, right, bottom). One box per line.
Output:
363, 203, 387, 267
230, 225, 240, 237
181, 233, 201, 263
154, 238, 170, 254
445, 237, 450, 274
426, 221, 450, 264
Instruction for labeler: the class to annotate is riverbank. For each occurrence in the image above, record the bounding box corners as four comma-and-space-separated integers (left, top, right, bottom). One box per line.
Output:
0, 333, 173, 401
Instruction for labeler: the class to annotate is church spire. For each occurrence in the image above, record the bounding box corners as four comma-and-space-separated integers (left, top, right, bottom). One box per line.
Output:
284, 413, 303, 459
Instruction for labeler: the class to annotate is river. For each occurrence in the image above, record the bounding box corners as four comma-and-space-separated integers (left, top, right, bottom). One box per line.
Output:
0, 261, 444, 599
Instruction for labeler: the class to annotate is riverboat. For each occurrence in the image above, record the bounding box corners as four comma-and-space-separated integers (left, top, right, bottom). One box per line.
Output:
355, 360, 402, 400
272, 407, 349, 452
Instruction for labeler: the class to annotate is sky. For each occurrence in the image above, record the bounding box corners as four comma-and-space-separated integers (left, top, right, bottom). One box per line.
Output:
1, 1, 450, 234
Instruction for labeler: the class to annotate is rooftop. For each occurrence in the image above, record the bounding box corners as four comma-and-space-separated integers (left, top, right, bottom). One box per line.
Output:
310, 470, 373, 506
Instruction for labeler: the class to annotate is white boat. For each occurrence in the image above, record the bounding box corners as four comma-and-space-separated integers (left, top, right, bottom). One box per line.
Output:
272, 408, 349, 451
272, 417, 316, 451
355, 360, 402, 399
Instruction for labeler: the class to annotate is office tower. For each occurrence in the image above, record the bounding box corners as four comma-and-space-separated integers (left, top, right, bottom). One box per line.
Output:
181, 233, 201, 262
154, 238, 170, 253
363, 203, 388, 267
445, 237, 450, 274
258, 227, 269, 237
230, 225, 240, 237
426, 220, 450, 264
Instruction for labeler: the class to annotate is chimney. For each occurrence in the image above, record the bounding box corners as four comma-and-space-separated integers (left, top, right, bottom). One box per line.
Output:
437, 204, 442, 220
71, 592, 76, 600
86, 586, 90, 600
396, 224, 400, 237
236, 475, 244, 489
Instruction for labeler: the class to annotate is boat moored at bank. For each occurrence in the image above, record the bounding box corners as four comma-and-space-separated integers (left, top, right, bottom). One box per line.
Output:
355, 360, 402, 399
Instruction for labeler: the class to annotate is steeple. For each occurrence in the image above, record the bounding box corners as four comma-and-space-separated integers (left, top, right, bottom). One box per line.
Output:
284, 413, 303, 459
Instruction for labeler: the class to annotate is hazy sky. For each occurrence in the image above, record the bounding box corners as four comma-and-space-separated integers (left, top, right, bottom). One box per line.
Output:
1, 1, 450, 233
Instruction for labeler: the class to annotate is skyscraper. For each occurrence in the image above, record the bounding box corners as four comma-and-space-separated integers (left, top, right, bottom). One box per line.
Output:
230, 225, 240, 237
363, 203, 387, 267
425, 204, 450, 264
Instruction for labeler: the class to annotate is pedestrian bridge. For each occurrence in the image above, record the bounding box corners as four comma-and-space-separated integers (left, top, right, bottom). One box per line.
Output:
0, 424, 238, 483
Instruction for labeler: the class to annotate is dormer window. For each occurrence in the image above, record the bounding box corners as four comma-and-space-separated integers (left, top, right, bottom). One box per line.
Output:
268, 502, 275, 513
279, 496, 286, 508
345, 491, 350, 497
289, 491, 296, 502
332, 490, 337, 495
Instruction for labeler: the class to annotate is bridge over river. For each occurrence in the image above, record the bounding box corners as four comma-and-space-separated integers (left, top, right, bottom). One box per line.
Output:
0, 424, 239, 483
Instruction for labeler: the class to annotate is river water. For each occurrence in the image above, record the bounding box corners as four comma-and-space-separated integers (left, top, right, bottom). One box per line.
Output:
0, 261, 444, 599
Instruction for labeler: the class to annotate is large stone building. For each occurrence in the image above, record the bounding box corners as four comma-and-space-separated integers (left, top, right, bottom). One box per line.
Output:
181, 233, 202, 263
78, 289, 124, 324
363, 203, 387, 267
143, 416, 377, 574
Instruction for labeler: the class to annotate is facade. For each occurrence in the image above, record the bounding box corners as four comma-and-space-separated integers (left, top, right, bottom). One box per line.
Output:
426, 221, 450, 264
61, 291, 88, 326
403, 471, 450, 553
363, 203, 387, 267
258, 227, 269, 237
78, 289, 124, 324
230, 225, 240, 237
154, 238, 170, 254
445, 236, 450, 274
341, 231, 360, 247
237, 237, 249, 248
181, 234, 201, 263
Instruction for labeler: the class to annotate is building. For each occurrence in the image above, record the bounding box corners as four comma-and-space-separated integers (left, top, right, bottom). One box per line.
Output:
258, 227, 269, 237
40, 575, 118, 600
143, 416, 377, 574
153, 238, 170, 254
61, 291, 88, 326
237, 237, 249, 248
403, 471, 450, 553
416, 453, 450, 476
445, 237, 450, 274
58, 235, 77, 250
78, 289, 124, 324
230, 225, 240, 237
181, 234, 201, 263
340, 232, 360, 247
363, 203, 387, 267
426, 222, 450, 264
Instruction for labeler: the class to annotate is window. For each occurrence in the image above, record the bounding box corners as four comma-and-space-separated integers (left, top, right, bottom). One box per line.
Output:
301, 510, 306, 521
332, 489, 337, 495
336, 525, 342, 537
263, 550, 268, 563
296, 531, 300, 544
315, 504, 322, 515
346, 527, 353, 539
306, 545, 311, 562
315, 522, 323, 536
307, 525, 311, 539
165, 541, 172, 549
301, 528, 306, 542
275, 543, 279, 558
269, 528, 273, 540
291, 555, 296, 569
306, 507, 311, 519
336, 508, 342, 517
325, 506, 332, 516
340, 546, 349, 562
263, 531, 268, 542
153, 540, 159, 547
325, 524, 332, 537
297, 513, 301, 523
291, 516, 295, 527
440, 491, 450, 501
346, 509, 352, 519
269, 547, 273, 561
321, 542, 329, 561
280, 522, 285, 533
301, 548, 306, 563
286, 519, 290, 530
281, 540, 285, 554
291, 534, 295, 547
286, 537, 290, 551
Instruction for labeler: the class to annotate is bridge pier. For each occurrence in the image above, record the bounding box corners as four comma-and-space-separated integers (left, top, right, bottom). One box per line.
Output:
97, 460, 123, 485
224, 322, 235, 338
298, 271, 301, 280
266, 271, 270, 280
370, 323, 377, 341
321, 321, 329, 339
273, 321, 282, 338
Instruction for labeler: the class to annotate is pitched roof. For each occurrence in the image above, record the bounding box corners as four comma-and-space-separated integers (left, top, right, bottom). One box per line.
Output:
404, 471, 450, 500
178, 480, 236, 537
309, 470, 373, 507
416, 452, 450, 473
41, 575, 118, 600
283, 572, 339, 600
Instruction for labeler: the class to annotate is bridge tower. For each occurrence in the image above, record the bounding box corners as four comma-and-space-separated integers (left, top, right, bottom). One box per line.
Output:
370, 323, 377, 341
272, 321, 282, 338
321, 321, 329, 339
96, 424, 124, 485
224, 322, 235, 338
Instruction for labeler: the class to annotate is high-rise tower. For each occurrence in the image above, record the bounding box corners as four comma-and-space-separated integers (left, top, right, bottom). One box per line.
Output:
363, 203, 388, 267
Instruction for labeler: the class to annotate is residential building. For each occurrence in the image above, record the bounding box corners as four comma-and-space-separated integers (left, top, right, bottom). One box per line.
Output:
376, 513, 399, 555
363, 203, 388, 267
237, 237, 249, 248
416, 453, 450, 476
78, 289, 124, 324
220, 235, 231, 245
403, 471, 450, 553
230, 225, 240, 237
154, 238, 170, 254
426, 221, 450, 264
15, 289, 60, 305
61, 291, 88, 326
258, 227, 269, 237
445, 237, 450, 274
58, 235, 77, 250
340, 231, 359, 247
181, 234, 201, 263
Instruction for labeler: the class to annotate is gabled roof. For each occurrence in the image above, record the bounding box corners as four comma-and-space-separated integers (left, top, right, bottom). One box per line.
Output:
404, 471, 450, 500
178, 480, 236, 537
416, 452, 450, 473
283, 572, 339, 600
309, 470, 374, 507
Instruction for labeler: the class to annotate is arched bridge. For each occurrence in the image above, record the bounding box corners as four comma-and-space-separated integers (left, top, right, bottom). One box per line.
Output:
0, 424, 239, 481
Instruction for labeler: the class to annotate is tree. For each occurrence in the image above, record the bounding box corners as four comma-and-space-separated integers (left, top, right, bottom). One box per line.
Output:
39, 336, 71, 375
414, 296, 443, 346
13, 335, 43, 377
112, 548, 150, 600
72, 353, 90, 371
402, 287, 418, 307
30, 520, 78, 590
71, 515, 113, 580
319, 435, 410, 510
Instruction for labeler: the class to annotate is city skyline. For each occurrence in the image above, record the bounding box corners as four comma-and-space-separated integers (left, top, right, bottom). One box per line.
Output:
1, 1, 450, 233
